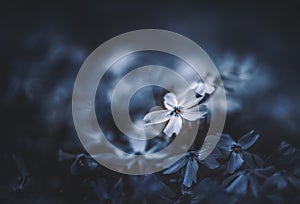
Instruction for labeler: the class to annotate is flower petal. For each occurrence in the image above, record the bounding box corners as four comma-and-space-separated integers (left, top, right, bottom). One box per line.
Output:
241, 151, 264, 168
249, 176, 260, 198
201, 156, 220, 170
163, 116, 182, 137
217, 134, 235, 152
183, 158, 198, 187
163, 92, 178, 110
163, 156, 188, 174
178, 90, 200, 109
238, 130, 259, 150
182, 105, 207, 121
190, 81, 215, 96
227, 153, 244, 174
222, 171, 242, 187
143, 110, 171, 125
198, 135, 221, 160
226, 173, 248, 195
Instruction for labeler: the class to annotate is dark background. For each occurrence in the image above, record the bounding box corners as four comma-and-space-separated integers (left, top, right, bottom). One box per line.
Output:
0, 1, 299, 203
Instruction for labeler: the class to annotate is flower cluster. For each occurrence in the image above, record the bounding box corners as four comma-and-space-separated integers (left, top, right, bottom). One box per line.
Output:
2, 39, 299, 204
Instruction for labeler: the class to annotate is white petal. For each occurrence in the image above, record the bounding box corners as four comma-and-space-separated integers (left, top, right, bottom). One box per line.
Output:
191, 81, 215, 95
182, 105, 207, 121
163, 116, 182, 137
178, 90, 200, 109
206, 84, 215, 94
143, 110, 171, 125
164, 93, 178, 110
191, 81, 206, 95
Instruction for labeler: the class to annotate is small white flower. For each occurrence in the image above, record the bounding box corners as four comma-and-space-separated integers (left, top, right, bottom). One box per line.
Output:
190, 81, 215, 97
143, 91, 207, 137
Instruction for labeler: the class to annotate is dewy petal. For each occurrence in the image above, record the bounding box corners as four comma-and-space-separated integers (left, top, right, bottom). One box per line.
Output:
163, 116, 182, 137
143, 110, 171, 125
182, 105, 207, 121
227, 153, 244, 174
163, 92, 178, 110
238, 130, 259, 150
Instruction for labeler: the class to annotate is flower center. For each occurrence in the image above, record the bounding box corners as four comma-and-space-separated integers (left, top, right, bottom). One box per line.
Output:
231, 144, 241, 153
173, 106, 182, 116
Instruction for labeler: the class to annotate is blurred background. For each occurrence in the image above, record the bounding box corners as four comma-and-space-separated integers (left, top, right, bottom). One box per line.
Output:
0, 1, 299, 203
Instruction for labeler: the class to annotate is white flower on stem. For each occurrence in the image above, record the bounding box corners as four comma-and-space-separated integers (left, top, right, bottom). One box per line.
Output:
143, 91, 207, 137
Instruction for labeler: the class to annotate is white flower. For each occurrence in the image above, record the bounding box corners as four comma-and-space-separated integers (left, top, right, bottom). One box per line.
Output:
143, 91, 207, 137
190, 81, 215, 97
